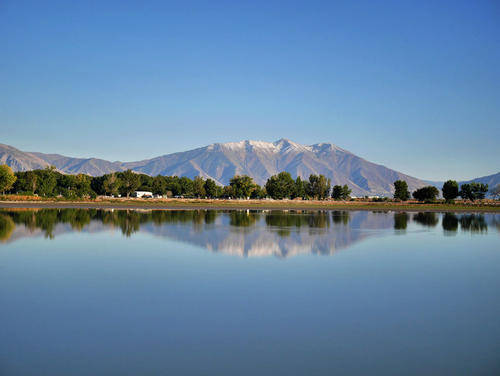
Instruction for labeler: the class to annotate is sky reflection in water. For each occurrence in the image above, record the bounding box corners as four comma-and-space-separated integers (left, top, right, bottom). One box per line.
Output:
0, 209, 496, 257
0, 209, 499, 375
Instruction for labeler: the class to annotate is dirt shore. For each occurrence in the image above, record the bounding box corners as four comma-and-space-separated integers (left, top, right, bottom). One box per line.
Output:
1, 198, 499, 213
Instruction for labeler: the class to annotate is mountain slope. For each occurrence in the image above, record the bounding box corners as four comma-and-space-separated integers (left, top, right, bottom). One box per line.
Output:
425, 172, 500, 196
2, 139, 495, 196
31, 153, 125, 176
460, 172, 500, 188
0, 143, 50, 171
122, 139, 427, 195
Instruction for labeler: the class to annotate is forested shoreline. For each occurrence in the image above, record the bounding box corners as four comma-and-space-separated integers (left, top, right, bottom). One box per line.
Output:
0, 165, 497, 202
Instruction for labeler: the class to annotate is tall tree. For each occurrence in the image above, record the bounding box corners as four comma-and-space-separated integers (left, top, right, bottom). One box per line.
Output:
119, 170, 140, 198
412, 186, 439, 201
331, 184, 351, 200
204, 178, 219, 198
442, 180, 459, 202
138, 174, 154, 191
37, 166, 58, 197
0, 164, 17, 194
307, 174, 331, 200
229, 175, 256, 198
293, 176, 307, 199
165, 176, 182, 196
178, 177, 194, 196
460, 183, 488, 201
393, 180, 410, 201
192, 176, 206, 198
221, 185, 234, 198
151, 175, 167, 195
103, 173, 122, 196
251, 185, 266, 199
74, 174, 93, 198
265, 172, 295, 199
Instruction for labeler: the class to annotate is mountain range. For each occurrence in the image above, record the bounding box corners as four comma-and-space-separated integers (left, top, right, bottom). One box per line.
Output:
1, 139, 498, 196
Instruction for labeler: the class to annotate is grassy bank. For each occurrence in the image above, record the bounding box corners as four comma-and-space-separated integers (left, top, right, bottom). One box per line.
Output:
0, 195, 499, 212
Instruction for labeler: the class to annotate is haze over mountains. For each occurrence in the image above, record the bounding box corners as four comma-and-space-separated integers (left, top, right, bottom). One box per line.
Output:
1, 139, 498, 196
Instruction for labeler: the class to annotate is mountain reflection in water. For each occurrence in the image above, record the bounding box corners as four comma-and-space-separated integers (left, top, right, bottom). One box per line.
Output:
0, 209, 497, 257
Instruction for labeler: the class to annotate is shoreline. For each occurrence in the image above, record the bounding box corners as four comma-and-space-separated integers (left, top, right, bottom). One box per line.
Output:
0, 199, 499, 213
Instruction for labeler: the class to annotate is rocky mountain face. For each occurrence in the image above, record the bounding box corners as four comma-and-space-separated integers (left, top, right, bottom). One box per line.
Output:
0, 143, 50, 171
459, 172, 500, 190
1, 139, 496, 196
120, 139, 428, 195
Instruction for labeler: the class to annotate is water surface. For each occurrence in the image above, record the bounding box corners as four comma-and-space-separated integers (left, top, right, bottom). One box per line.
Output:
0, 209, 499, 375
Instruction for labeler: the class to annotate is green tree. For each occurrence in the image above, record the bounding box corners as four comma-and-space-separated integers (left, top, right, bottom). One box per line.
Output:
192, 176, 206, 198
412, 186, 439, 201
165, 176, 182, 196
293, 176, 307, 199
90, 175, 106, 195
331, 184, 351, 200
306, 174, 331, 200
460, 183, 488, 201
13, 170, 37, 194
204, 178, 219, 198
103, 173, 122, 196
151, 175, 167, 196
178, 177, 194, 196
26, 171, 38, 193
119, 170, 140, 198
221, 185, 234, 198
229, 175, 256, 198
37, 166, 58, 197
74, 174, 93, 198
265, 172, 295, 199
331, 185, 343, 200
138, 174, 153, 191
58, 174, 78, 198
393, 180, 410, 201
0, 165, 17, 194
250, 185, 266, 199
442, 180, 459, 202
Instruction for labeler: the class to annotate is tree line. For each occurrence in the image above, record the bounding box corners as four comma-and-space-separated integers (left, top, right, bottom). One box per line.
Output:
0, 165, 341, 200
393, 179, 492, 202
0, 208, 347, 240
0, 208, 490, 243
0, 164, 498, 201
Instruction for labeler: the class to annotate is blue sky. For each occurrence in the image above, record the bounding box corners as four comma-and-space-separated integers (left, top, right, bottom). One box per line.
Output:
1, 0, 499, 180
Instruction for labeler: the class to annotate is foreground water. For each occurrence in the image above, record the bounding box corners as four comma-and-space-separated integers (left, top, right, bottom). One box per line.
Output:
0, 209, 499, 375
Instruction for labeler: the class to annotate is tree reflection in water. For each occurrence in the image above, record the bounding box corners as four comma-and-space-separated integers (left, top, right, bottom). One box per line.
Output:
413, 212, 439, 227
0, 214, 15, 242
459, 214, 487, 233
442, 213, 459, 234
0, 209, 494, 252
394, 212, 409, 231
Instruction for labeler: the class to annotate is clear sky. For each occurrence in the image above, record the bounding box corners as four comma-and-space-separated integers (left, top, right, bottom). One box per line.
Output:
1, 0, 499, 180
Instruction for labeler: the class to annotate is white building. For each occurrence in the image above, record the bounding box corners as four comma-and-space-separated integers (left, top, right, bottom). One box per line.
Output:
134, 191, 153, 198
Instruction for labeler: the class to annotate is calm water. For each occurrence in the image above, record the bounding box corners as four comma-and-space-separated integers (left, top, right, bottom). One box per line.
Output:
0, 209, 499, 375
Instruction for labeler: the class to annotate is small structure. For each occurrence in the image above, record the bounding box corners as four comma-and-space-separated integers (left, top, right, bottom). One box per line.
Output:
134, 191, 153, 198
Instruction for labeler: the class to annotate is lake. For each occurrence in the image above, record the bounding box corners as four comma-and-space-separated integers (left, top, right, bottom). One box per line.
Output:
0, 209, 499, 375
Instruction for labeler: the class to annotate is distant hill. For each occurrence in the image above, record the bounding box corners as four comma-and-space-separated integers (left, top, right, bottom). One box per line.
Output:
31, 152, 125, 176
0, 143, 50, 171
1, 139, 497, 196
425, 172, 500, 196
459, 172, 500, 188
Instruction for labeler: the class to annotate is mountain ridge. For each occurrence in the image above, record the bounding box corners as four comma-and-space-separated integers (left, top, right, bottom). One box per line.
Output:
1, 140, 498, 196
